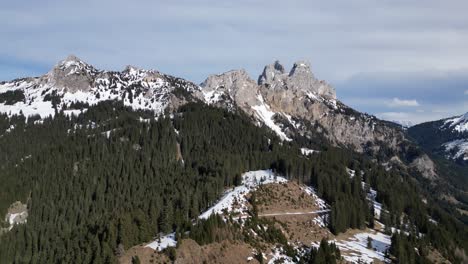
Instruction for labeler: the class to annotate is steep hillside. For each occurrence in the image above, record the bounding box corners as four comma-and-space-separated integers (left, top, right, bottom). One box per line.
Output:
408, 114, 468, 222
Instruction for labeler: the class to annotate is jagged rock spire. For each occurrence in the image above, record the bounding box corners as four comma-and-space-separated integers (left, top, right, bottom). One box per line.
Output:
258, 60, 285, 85
257, 60, 336, 99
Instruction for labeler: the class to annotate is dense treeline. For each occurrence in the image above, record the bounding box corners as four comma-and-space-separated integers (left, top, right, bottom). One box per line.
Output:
0, 101, 466, 263
302, 238, 341, 264
390, 233, 431, 264
0, 90, 25, 105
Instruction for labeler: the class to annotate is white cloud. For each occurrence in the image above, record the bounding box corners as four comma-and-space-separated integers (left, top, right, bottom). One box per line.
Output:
387, 98, 420, 107
465, 90, 468, 95
377, 112, 410, 120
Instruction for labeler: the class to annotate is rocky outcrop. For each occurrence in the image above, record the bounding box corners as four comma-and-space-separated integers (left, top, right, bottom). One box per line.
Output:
199, 69, 261, 113
258, 60, 285, 86
43, 55, 99, 93
258, 60, 336, 99
410, 154, 437, 180
4, 201, 28, 230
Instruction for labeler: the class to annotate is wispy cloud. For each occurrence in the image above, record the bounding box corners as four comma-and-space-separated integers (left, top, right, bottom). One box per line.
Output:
465, 90, 468, 95
377, 112, 410, 120
387, 98, 420, 107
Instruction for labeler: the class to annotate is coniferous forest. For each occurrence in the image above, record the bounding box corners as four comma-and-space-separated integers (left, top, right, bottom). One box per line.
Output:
0, 101, 466, 263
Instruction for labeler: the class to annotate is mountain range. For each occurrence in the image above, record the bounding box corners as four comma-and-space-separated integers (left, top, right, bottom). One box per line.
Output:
0, 55, 440, 178
0, 55, 467, 263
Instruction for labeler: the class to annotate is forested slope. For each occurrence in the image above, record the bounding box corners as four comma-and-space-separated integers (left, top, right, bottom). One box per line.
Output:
0, 101, 466, 263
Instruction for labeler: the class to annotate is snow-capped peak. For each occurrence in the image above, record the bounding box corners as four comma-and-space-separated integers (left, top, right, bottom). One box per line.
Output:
60, 54, 86, 67
0, 55, 200, 119
48, 54, 99, 79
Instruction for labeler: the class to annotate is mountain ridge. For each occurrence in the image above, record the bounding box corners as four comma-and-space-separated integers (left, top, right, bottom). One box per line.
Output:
0, 55, 438, 180
409, 112, 468, 164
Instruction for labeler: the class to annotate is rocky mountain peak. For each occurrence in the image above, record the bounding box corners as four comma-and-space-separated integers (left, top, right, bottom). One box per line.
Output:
201, 69, 255, 90
55, 55, 95, 73
258, 60, 286, 85
288, 61, 313, 78
44, 55, 99, 93
62, 54, 83, 64
124, 65, 140, 72
257, 60, 336, 99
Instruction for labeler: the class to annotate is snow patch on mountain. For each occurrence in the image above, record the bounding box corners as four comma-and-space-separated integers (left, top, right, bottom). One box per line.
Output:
334, 231, 391, 263
267, 248, 295, 264
146, 233, 177, 251
252, 94, 292, 141
443, 112, 468, 133
0, 56, 200, 119
443, 139, 468, 161
301, 148, 318, 156
199, 170, 288, 220
366, 185, 382, 219
346, 168, 356, 178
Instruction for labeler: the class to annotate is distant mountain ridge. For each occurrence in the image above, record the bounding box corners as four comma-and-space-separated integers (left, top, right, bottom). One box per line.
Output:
0, 55, 200, 118
409, 112, 468, 164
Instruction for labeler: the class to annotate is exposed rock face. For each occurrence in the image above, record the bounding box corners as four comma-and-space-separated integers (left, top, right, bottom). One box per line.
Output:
44, 55, 99, 93
4, 201, 28, 230
199, 69, 261, 113
258, 60, 336, 99
410, 154, 437, 180
258, 60, 286, 86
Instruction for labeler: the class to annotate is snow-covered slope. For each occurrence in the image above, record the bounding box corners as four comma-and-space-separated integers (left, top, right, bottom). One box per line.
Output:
0, 55, 200, 118
444, 112, 468, 133
198, 170, 289, 220
199, 170, 328, 220
441, 113, 468, 161
443, 139, 468, 161
438, 113, 468, 162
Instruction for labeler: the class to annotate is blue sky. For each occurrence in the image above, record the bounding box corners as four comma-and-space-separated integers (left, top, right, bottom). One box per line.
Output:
1, 0, 467, 124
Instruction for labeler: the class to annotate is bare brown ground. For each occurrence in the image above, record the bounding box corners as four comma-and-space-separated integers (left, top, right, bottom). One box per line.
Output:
120, 239, 259, 264
252, 181, 319, 214
249, 182, 331, 246
426, 248, 452, 264
272, 214, 331, 246
175, 239, 259, 264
